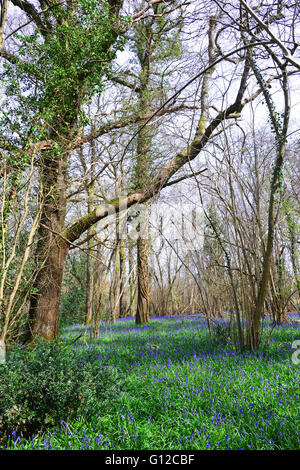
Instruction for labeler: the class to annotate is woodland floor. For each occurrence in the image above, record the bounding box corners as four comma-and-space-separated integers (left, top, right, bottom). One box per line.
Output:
3, 313, 300, 450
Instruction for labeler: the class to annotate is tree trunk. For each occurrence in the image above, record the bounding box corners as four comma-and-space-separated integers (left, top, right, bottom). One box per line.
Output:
128, 239, 135, 316
91, 241, 104, 338
26, 242, 69, 341
85, 244, 94, 325
249, 56, 290, 350
110, 241, 120, 324
134, 40, 151, 325
85, 193, 95, 326
119, 237, 127, 317
136, 207, 149, 324
25, 151, 68, 342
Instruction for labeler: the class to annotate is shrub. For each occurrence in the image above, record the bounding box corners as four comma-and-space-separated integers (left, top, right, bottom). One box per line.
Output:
0, 340, 124, 440
60, 283, 86, 327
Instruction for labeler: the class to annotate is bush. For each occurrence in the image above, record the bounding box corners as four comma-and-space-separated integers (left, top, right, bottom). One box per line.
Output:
60, 283, 86, 327
0, 340, 124, 440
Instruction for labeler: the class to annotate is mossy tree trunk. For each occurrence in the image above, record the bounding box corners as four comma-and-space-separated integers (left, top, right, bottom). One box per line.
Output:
136, 205, 150, 324
25, 150, 69, 342
134, 40, 151, 325
250, 60, 290, 350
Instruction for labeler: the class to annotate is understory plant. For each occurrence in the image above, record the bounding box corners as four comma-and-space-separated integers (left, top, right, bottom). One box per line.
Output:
0, 339, 124, 441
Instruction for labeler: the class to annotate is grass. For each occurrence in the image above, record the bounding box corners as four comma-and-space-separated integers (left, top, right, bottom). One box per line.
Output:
2, 314, 300, 450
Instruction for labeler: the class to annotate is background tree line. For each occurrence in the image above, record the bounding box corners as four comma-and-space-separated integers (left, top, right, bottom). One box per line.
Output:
0, 0, 299, 351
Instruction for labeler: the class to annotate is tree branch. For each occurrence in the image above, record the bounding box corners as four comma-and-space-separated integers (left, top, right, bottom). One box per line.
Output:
63, 73, 272, 245
72, 103, 201, 149
240, 0, 300, 70
10, 0, 50, 35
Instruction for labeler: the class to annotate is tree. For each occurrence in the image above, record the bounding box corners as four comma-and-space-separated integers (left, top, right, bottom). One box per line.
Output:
1, 0, 299, 346
129, 0, 183, 324
0, 0, 8, 48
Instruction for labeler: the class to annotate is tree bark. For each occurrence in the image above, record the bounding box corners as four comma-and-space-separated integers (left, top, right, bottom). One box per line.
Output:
133, 20, 153, 325
25, 151, 68, 342
85, 241, 94, 325
119, 236, 127, 317
136, 212, 149, 324
250, 60, 290, 349
128, 239, 135, 316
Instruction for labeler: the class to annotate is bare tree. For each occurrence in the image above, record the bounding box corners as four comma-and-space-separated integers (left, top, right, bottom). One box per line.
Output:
1, 0, 299, 346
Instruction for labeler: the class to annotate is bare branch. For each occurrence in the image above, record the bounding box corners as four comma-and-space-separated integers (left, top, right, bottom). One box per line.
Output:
240, 0, 300, 70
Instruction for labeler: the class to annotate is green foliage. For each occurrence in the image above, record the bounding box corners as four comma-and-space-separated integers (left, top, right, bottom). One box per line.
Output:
0, 340, 124, 440
0, 0, 127, 144
3, 316, 299, 450
60, 283, 86, 327
60, 254, 87, 327
0, 224, 38, 341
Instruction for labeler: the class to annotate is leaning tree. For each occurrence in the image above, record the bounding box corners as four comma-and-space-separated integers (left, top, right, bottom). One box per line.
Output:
0, 0, 299, 347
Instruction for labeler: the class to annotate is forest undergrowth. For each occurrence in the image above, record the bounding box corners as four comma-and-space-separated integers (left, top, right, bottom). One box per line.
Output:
1, 314, 299, 450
